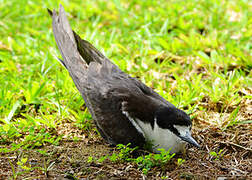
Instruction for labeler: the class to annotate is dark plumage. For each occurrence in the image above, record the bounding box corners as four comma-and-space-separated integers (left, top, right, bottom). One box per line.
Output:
48, 5, 199, 152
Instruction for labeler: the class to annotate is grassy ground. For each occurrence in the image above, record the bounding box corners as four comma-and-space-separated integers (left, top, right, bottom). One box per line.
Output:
0, 0, 251, 179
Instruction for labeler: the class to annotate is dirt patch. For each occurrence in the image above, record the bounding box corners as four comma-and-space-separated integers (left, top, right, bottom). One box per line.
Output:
0, 123, 251, 179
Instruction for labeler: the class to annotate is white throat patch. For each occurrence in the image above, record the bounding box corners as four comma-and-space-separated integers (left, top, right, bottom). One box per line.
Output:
122, 108, 186, 153
136, 118, 186, 153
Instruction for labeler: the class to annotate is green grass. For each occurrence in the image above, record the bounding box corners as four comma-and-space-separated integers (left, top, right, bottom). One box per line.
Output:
88, 143, 176, 175
0, 0, 251, 178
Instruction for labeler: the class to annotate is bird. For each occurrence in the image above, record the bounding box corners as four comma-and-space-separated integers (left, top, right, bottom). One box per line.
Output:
48, 5, 200, 153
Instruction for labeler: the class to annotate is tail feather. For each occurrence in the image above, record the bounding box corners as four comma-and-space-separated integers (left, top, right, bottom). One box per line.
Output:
50, 5, 81, 69
48, 5, 107, 66
48, 5, 107, 124
73, 31, 105, 64
53, 5, 76, 46
49, 5, 88, 94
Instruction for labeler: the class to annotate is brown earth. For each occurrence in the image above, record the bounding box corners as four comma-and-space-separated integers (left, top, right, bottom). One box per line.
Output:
0, 122, 251, 179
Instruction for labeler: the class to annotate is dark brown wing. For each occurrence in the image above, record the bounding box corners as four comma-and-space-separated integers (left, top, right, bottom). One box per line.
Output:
86, 59, 175, 135
85, 61, 147, 146
119, 76, 176, 124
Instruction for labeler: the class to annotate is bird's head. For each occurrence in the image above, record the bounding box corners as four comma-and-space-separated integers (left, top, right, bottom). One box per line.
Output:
155, 106, 200, 148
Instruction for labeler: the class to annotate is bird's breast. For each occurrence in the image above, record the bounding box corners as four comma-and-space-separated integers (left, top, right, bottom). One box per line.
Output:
122, 110, 185, 153
136, 119, 186, 153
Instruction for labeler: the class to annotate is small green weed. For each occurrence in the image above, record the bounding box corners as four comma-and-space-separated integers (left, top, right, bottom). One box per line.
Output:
177, 158, 186, 166
134, 148, 175, 174
17, 157, 31, 171
210, 149, 224, 160
115, 143, 139, 161
222, 106, 240, 130
9, 156, 36, 180
87, 143, 137, 163
87, 144, 176, 175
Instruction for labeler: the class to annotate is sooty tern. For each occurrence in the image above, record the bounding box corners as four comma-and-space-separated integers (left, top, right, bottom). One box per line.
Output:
48, 5, 200, 153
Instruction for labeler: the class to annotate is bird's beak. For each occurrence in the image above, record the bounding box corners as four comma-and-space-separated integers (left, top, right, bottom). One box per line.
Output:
179, 132, 200, 148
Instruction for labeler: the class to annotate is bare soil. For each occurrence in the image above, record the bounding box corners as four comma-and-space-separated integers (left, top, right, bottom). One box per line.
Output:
0, 122, 251, 179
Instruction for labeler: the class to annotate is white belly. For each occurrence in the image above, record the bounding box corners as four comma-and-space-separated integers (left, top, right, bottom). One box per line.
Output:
136, 119, 186, 153
122, 110, 185, 153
